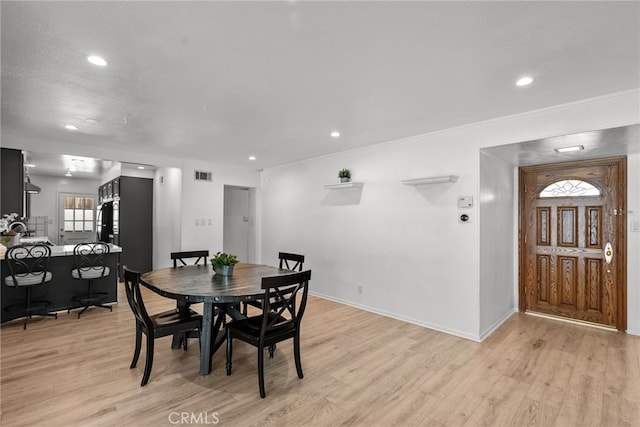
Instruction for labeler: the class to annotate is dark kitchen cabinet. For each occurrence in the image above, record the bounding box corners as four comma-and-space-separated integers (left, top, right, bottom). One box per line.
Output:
99, 176, 153, 277
1, 148, 24, 216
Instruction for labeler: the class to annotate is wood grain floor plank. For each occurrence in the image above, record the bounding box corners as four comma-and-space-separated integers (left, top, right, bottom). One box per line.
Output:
2, 284, 640, 426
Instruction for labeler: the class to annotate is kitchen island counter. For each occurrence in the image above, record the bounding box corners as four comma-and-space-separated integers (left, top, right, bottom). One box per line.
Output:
1, 244, 122, 323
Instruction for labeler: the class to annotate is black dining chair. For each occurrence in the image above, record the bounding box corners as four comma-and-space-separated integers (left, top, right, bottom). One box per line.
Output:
170, 250, 209, 348
170, 250, 209, 268
243, 252, 305, 315
277, 252, 305, 271
3, 244, 57, 329
123, 267, 203, 386
69, 242, 113, 318
226, 269, 311, 398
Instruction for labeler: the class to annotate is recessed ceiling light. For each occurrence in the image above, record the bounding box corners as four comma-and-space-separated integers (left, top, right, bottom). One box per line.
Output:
24, 163, 36, 168
248, 156, 257, 161
554, 145, 584, 153
330, 131, 341, 138
137, 166, 145, 170
64, 124, 78, 131
516, 76, 534, 87
87, 55, 108, 66
64, 170, 73, 177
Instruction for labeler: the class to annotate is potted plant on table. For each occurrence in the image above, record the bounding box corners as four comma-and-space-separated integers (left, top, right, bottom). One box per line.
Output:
210, 252, 239, 276
338, 168, 351, 183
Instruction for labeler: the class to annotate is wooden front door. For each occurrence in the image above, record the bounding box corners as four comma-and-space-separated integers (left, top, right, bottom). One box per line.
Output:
519, 157, 626, 330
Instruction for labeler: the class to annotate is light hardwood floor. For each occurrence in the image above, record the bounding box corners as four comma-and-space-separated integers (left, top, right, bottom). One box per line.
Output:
2, 284, 639, 426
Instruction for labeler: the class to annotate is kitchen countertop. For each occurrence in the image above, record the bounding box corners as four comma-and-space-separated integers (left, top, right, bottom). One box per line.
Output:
1, 238, 122, 259
50, 243, 122, 257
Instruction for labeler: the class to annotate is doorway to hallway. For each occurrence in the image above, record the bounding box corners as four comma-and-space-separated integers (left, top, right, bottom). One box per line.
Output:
223, 186, 257, 264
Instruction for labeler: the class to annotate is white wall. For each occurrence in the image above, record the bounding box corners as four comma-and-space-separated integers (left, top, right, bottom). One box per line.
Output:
29, 174, 100, 243
177, 160, 260, 265
261, 90, 640, 341
479, 152, 515, 339
153, 167, 183, 270
262, 135, 481, 340
626, 152, 640, 335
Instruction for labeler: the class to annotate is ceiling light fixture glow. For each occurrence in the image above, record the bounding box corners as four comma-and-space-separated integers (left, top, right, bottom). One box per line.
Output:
137, 166, 145, 170
248, 156, 256, 161
87, 55, 107, 66
24, 163, 36, 168
64, 124, 78, 131
330, 131, 341, 138
516, 76, 534, 86
64, 170, 73, 177
554, 145, 584, 153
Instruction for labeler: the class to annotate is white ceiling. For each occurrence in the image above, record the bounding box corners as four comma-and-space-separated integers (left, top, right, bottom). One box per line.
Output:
2, 1, 639, 174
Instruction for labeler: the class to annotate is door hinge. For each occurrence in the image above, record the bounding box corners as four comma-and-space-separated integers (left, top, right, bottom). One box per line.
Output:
524, 235, 527, 244
614, 208, 625, 216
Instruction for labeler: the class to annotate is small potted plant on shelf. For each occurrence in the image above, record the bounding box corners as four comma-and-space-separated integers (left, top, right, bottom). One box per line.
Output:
210, 251, 239, 276
338, 168, 351, 183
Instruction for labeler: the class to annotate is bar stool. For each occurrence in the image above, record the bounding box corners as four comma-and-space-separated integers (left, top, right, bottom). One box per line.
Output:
3, 244, 57, 329
69, 242, 113, 318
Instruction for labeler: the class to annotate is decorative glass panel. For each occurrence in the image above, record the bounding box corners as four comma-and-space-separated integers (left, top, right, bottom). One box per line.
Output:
64, 209, 74, 221
64, 221, 74, 232
85, 210, 94, 220
540, 180, 601, 198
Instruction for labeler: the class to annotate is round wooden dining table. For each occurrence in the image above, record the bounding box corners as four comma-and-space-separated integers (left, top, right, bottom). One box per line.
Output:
141, 263, 298, 375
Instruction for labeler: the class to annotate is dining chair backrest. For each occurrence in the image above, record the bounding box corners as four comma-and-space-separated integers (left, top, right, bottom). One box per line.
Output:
260, 270, 311, 339
123, 267, 153, 332
73, 242, 110, 280
4, 244, 52, 287
278, 252, 305, 272
171, 250, 209, 268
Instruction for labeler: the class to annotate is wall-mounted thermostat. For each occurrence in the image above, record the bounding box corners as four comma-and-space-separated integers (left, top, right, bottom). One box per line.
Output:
457, 195, 473, 208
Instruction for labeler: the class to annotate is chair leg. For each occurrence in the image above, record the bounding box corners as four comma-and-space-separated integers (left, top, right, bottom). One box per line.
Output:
74, 280, 112, 318
294, 334, 304, 379
182, 333, 188, 351
225, 329, 233, 376
258, 345, 266, 398
23, 287, 32, 330
268, 344, 276, 359
77, 305, 90, 319
141, 334, 154, 386
130, 324, 142, 369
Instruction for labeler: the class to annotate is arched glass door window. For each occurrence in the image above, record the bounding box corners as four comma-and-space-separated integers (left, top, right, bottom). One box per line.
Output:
539, 179, 601, 198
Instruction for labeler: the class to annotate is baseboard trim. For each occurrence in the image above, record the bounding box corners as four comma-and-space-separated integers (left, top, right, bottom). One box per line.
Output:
309, 291, 481, 342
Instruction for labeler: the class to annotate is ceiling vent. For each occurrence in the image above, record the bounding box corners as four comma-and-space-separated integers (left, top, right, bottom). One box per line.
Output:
194, 170, 212, 182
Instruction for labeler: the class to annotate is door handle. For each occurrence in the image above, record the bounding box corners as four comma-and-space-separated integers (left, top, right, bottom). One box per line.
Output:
604, 242, 613, 264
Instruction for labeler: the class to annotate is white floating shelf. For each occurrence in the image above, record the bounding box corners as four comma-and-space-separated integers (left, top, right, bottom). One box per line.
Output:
324, 182, 364, 190
401, 175, 459, 186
